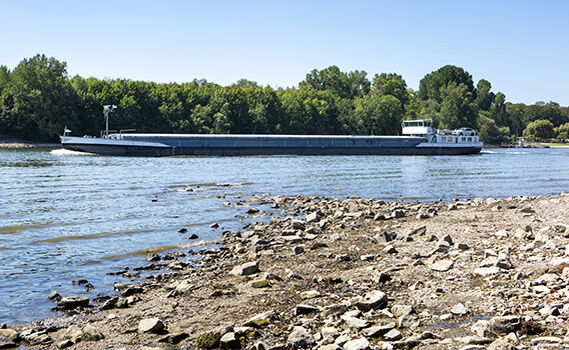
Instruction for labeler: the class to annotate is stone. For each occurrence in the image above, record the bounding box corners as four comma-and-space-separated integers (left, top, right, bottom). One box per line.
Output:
495, 253, 513, 269
429, 259, 453, 272
295, 304, 318, 315
189, 233, 199, 239
230, 261, 259, 276
138, 318, 164, 333
220, 332, 240, 349
57, 339, 74, 349
250, 279, 270, 288
58, 296, 89, 309
361, 324, 394, 338
196, 331, 221, 349
48, 291, 62, 301
300, 290, 321, 299
375, 231, 394, 243
488, 316, 521, 334
305, 212, 320, 223
343, 337, 370, 350
246, 207, 260, 214
340, 315, 369, 329
383, 245, 397, 254
159, 332, 189, 344
355, 290, 387, 311
0, 329, 18, 344
407, 225, 426, 236
293, 246, 305, 255
450, 303, 469, 315
383, 329, 402, 341
458, 243, 470, 250
82, 324, 104, 341
392, 209, 406, 218
210, 222, 219, 228
292, 220, 306, 230
244, 310, 277, 328
531, 336, 562, 345
474, 267, 500, 275
287, 326, 314, 348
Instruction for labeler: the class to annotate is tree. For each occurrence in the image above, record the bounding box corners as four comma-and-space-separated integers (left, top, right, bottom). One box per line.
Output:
554, 122, 569, 141
1, 54, 80, 140
490, 92, 508, 126
354, 94, 403, 135
438, 82, 477, 129
418, 65, 475, 103
299, 66, 370, 99
523, 119, 554, 141
474, 79, 494, 111
372, 73, 409, 107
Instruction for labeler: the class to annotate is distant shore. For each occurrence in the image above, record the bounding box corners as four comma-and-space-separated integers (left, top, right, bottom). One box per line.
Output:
0, 136, 59, 149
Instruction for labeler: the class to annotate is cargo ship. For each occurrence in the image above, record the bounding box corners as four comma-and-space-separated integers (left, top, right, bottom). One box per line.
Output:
60, 106, 483, 157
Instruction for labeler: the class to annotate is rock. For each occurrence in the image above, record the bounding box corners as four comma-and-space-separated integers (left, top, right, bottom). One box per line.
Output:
458, 243, 470, 250
531, 336, 562, 345
300, 290, 321, 299
58, 296, 89, 309
82, 324, 104, 341
0, 329, 18, 345
230, 261, 259, 276
295, 304, 318, 315
383, 329, 402, 341
305, 212, 321, 223
474, 267, 500, 275
407, 225, 427, 236
189, 233, 199, 239
429, 259, 453, 272
220, 332, 240, 349
361, 324, 394, 338
196, 331, 221, 349
488, 316, 521, 334
178, 228, 187, 233
287, 326, 314, 348
57, 339, 74, 349
159, 332, 189, 344
293, 246, 305, 255
246, 207, 260, 214
292, 220, 306, 230
250, 279, 270, 288
340, 314, 369, 329
355, 290, 387, 311
48, 291, 62, 301
343, 337, 370, 350
375, 231, 395, 243
495, 253, 513, 269
244, 310, 277, 328
138, 318, 164, 333
392, 209, 406, 218
210, 222, 219, 228
383, 245, 397, 254
450, 303, 469, 315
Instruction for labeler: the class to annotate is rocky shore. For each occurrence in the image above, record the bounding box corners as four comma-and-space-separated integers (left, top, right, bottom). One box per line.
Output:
4, 193, 569, 349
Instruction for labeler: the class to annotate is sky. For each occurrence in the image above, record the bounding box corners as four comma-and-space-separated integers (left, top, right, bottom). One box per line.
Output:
1, 0, 568, 105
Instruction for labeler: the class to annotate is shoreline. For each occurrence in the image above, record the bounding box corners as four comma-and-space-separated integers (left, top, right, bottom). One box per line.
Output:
4, 193, 569, 349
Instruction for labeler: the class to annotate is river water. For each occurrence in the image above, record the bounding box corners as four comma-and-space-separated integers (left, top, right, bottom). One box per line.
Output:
1, 147, 568, 325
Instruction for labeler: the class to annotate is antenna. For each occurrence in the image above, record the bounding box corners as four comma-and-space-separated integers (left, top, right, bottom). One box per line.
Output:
103, 105, 118, 137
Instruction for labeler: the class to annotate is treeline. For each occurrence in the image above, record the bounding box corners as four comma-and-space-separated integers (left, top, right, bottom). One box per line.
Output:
1, 54, 568, 143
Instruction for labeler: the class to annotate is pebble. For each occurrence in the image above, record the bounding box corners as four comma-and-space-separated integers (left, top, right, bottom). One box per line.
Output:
138, 318, 164, 333
287, 326, 314, 348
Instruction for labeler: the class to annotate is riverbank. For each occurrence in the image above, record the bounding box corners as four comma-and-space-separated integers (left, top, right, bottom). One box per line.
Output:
4, 193, 569, 349
0, 136, 59, 148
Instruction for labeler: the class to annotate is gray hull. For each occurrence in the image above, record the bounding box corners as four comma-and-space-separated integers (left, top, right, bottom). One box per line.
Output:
61, 134, 482, 157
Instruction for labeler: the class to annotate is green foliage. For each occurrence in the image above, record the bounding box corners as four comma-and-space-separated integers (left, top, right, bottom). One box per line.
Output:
418, 65, 474, 103
438, 82, 477, 129
523, 119, 555, 141
1, 54, 569, 145
554, 123, 569, 141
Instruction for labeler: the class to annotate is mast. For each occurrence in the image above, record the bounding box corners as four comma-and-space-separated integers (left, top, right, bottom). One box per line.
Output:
103, 105, 118, 137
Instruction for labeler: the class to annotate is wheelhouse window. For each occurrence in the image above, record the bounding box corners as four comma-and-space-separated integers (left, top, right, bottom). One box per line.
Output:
441, 136, 446, 142
467, 137, 472, 142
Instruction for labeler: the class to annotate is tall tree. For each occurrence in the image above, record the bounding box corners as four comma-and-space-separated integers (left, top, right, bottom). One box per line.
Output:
418, 65, 475, 103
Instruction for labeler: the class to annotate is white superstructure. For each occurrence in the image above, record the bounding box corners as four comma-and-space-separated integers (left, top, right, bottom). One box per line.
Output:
402, 119, 483, 149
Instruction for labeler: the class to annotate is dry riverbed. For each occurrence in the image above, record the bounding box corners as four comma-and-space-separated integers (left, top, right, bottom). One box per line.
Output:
4, 193, 569, 349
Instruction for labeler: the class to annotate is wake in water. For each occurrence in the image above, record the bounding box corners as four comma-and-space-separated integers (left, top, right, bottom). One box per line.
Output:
480, 150, 497, 154
50, 149, 94, 156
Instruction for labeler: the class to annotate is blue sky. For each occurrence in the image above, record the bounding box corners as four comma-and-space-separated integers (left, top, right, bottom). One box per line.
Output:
1, 0, 568, 105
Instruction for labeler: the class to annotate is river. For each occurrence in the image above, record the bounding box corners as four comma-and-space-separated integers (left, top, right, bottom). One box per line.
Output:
1, 147, 568, 324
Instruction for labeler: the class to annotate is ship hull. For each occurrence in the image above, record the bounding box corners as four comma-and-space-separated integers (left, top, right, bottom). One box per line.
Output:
61, 134, 482, 157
